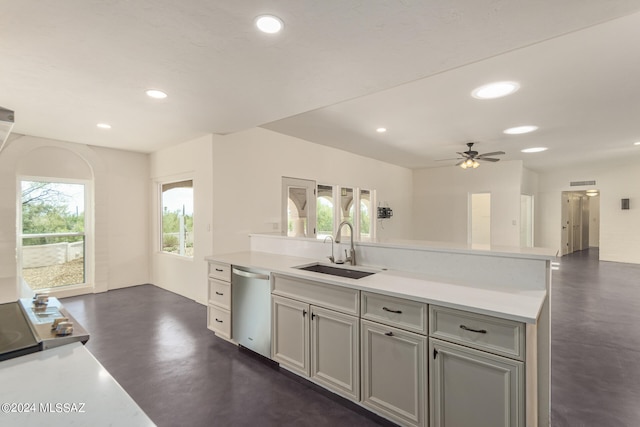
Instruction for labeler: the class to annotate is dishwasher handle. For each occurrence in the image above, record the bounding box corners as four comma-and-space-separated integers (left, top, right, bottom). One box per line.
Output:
232, 268, 270, 281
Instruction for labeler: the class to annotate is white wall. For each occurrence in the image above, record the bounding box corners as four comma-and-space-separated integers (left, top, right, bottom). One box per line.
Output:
0, 135, 149, 303
211, 127, 414, 254
149, 128, 413, 303
537, 158, 640, 263
150, 135, 214, 305
413, 161, 524, 246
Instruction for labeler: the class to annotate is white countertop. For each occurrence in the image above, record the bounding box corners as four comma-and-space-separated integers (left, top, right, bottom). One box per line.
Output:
206, 251, 547, 324
0, 342, 155, 427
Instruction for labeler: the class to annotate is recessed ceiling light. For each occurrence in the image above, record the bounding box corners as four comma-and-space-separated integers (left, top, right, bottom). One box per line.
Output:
521, 147, 548, 153
376, 127, 387, 133
504, 125, 538, 135
145, 89, 167, 99
255, 15, 284, 34
96, 123, 111, 129
471, 81, 520, 99
634, 141, 640, 146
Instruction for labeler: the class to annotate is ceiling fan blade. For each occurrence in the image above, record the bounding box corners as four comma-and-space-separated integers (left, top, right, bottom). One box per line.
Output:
455, 160, 465, 166
477, 151, 505, 158
435, 157, 463, 162
477, 157, 501, 162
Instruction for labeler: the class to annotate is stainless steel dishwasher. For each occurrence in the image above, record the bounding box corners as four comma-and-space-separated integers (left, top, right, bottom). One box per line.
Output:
231, 266, 271, 358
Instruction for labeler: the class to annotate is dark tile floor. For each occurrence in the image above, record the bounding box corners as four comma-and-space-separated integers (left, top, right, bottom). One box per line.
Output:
550, 249, 640, 427
62, 248, 640, 427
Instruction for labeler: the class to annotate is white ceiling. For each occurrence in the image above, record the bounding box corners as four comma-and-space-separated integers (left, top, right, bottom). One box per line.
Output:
3, 1, 640, 171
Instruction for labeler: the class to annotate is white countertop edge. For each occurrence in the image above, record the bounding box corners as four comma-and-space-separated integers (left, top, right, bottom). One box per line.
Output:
0, 342, 156, 427
206, 251, 546, 324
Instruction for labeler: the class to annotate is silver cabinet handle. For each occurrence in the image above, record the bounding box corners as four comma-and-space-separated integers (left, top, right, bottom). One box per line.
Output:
460, 325, 487, 334
232, 268, 270, 280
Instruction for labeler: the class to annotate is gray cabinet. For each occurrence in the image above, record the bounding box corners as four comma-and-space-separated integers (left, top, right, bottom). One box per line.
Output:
271, 288, 360, 401
429, 337, 525, 427
206, 261, 232, 340
361, 319, 427, 427
310, 306, 360, 401
272, 295, 309, 376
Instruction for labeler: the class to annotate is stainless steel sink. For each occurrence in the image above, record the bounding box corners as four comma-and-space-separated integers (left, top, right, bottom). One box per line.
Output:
295, 263, 376, 279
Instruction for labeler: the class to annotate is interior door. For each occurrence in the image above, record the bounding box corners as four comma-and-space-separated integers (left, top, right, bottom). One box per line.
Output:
571, 194, 582, 253
520, 194, 534, 247
561, 192, 570, 255
470, 193, 491, 246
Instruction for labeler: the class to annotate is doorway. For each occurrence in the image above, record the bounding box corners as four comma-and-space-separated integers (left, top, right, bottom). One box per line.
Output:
520, 194, 534, 247
469, 193, 491, 245
561, 191, 600, 255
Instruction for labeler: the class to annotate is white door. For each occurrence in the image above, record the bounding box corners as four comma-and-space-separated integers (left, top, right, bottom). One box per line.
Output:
271, 295, 310, 376
561, 192, 570, 255
310, 306, 360, 401
520, 194, 534, 247
470, 193, 491, 246
430, 339, 525, 427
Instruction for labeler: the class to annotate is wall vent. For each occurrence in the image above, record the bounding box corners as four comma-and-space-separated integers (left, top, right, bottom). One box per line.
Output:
570, 180, 596, 187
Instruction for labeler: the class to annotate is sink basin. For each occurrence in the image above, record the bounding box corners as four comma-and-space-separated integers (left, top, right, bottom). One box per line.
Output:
295, 263, 376, 279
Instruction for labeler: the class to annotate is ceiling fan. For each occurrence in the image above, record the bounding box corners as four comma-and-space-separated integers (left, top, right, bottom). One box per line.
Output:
440, 142, 505, 169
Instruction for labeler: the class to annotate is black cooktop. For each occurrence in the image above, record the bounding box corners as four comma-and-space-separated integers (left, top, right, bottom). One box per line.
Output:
0, 302, 41, 362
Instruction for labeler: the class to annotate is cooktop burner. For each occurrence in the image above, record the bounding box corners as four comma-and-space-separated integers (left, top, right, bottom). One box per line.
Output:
0, 302, 40, 361
0, 297, 90, 363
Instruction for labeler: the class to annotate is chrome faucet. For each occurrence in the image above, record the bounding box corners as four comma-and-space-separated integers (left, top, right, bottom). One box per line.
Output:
323, 236, 335, 263
335, 221, 356, 265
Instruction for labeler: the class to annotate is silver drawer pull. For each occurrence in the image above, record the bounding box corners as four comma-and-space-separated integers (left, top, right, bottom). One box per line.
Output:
215, 318, 224, 323
460, 325, 487, 334
215, 291, 224, 296
382, 307, 402, 314
384, 331, 394, 337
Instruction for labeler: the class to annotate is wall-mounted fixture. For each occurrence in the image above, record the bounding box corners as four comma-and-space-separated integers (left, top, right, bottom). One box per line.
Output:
621, 198, 630, 210
377, 206, 393, 219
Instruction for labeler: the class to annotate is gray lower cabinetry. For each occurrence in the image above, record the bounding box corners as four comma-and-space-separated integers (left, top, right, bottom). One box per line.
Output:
429, 338, 525, 427
272, 295, 309, 375
271, 294, 360, 401
361, 319, 427, 427
206, 261, 232, 340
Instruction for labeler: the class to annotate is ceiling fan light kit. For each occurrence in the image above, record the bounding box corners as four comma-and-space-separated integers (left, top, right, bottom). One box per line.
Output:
450, 142, 505, 170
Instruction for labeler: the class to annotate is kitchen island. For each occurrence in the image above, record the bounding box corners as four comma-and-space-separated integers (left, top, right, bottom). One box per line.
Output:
206, 234, 554, 427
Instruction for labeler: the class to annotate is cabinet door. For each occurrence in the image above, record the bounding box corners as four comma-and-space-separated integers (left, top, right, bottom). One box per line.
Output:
310, 306, 360, 401
271, 295, 310, 376
430, 339, 525, 427
361, 319, 427, 427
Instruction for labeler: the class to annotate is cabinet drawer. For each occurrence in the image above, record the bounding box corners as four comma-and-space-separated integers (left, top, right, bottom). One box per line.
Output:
208, 279, 231, 309
207, 305, 231, 339
272, 274, 359, 315
361, 292, 427, 335
429, 306, 525, 360
208, 261, 231, 282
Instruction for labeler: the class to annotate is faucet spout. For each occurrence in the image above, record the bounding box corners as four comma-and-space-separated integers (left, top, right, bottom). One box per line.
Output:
335, 221, 356, 265
323, 236, 335, 263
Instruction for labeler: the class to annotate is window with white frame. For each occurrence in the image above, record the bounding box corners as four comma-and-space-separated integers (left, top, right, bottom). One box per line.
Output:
19, 179, 89, 290
161, 180, 194, 257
